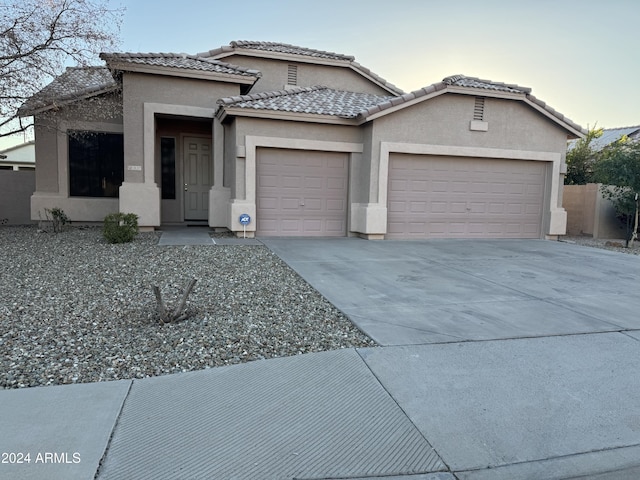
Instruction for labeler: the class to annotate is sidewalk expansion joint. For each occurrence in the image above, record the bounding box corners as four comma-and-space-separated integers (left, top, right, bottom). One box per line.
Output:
93, 380, 134, 480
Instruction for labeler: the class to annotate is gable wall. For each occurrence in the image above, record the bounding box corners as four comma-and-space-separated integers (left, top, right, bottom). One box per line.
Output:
365, 93, 569, 203
220, 55, 393, 95
372, 94, 568, 153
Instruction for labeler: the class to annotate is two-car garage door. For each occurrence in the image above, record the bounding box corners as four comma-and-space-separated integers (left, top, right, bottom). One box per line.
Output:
387, 154, 546, 239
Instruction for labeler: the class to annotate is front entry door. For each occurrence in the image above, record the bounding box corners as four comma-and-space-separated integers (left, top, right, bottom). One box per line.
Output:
183, 136, 211, 220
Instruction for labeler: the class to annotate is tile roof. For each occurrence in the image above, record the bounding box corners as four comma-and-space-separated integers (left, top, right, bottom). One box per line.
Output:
200, 41, 404, 96
99, 52, 260, 77
18, 66, 118, 115
217, 86, 395, 119
443, 74, 531, 94
359, 75, 586, 135
200, 41, 355, 62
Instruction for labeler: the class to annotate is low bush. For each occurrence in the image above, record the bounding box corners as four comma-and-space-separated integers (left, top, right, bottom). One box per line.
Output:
39, 207, 70, 233
103, 212, 139, 244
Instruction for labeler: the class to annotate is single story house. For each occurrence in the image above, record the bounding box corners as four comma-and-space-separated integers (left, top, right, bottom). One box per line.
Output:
19, 41, 585, 239
0, 141, 35, 171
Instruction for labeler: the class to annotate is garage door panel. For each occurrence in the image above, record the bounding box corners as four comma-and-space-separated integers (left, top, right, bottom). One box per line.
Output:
257, 148, 348, 237
388, 154, 545, 239
327, 199, 345, 212
281, 198, 300, 210
304, 198, 323, 211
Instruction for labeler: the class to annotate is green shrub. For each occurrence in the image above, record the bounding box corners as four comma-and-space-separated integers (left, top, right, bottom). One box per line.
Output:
103, 213, 139, 244
40, 207, 70, 233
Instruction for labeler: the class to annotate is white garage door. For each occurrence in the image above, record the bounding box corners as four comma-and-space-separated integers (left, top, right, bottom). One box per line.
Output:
257, 148, 349, 236
387, 154, 546, 239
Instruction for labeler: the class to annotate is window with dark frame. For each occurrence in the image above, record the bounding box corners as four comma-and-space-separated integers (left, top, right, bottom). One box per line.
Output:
160, 137, 176, 200
68, 130, 123, 197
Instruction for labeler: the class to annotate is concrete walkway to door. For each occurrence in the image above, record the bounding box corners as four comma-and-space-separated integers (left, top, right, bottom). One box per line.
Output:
261, 237, 640, 478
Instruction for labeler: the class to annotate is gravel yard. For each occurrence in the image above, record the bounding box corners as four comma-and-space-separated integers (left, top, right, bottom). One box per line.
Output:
561, 235, 640, 255
0, 226, 375, 389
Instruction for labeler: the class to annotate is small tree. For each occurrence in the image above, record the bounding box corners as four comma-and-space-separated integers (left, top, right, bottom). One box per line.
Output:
594, 139, 640, 246
565, 127, 603, 185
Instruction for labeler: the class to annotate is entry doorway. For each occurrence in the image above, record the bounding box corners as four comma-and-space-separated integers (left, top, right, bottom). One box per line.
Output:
183, 136, 212, 220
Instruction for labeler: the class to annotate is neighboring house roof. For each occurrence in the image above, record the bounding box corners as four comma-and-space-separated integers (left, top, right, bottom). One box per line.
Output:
0, 141, 35, 167
201, 40, 404, 96
591, 126, 640, 150
217, 86, 394, 119
18, 67, 117, 116
567, 126, 640, 151
99, 52, 261, 81
217, 74, 586, 137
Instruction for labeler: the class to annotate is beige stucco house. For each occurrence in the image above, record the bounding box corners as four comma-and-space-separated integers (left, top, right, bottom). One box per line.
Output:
20, 41, 585, 239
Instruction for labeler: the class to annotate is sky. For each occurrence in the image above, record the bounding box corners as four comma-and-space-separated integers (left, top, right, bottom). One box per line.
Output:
3, 0, 639, 149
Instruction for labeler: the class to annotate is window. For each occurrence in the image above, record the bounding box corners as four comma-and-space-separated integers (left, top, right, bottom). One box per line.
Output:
69, 131, 123, 197
161, 137, 176, 200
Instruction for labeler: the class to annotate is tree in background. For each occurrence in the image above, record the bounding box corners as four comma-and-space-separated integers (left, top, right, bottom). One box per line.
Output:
564, 127, 603, 185
0, 0, 123, 138
594, 138, 640, 246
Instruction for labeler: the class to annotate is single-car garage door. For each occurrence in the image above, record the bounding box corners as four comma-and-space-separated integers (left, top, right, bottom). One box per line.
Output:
257, 148, 349, 236
387, 154, 546, 239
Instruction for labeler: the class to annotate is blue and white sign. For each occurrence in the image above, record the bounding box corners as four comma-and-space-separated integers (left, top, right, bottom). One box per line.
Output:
239, 214, 251, 226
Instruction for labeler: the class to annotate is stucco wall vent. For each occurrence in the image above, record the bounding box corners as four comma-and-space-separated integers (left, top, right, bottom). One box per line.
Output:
287, 65, 298, 86
470, 96, 488, 131
473, 97, 485, 120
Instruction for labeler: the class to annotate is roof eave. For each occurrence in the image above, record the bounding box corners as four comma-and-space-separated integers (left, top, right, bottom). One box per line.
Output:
18, 85, 120, 117
210, 48, 352, 68
523, 97, 586, 139
218, 106, 358, 125
348, 65, 404, 96
105, 61, 258, 84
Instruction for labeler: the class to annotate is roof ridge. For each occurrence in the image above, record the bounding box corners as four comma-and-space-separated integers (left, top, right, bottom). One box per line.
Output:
230, 40, 355, 61
357, 75, 586, 136
443, 74, 532, 94
601, 125, 640, 131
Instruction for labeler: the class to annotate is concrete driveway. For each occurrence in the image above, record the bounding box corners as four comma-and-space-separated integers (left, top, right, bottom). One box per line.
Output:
262, 237, 640, 478
262, 238, 640, 345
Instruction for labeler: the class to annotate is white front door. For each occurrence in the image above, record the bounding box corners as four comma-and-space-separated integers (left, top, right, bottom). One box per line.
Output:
183, 136, 211, 220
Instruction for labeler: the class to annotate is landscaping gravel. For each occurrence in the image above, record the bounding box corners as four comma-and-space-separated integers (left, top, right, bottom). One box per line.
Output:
0, 226, 376, 389
560, 235, 640, 255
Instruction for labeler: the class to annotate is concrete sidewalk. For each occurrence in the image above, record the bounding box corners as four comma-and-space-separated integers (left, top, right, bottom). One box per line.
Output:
2, 238, 640, 479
